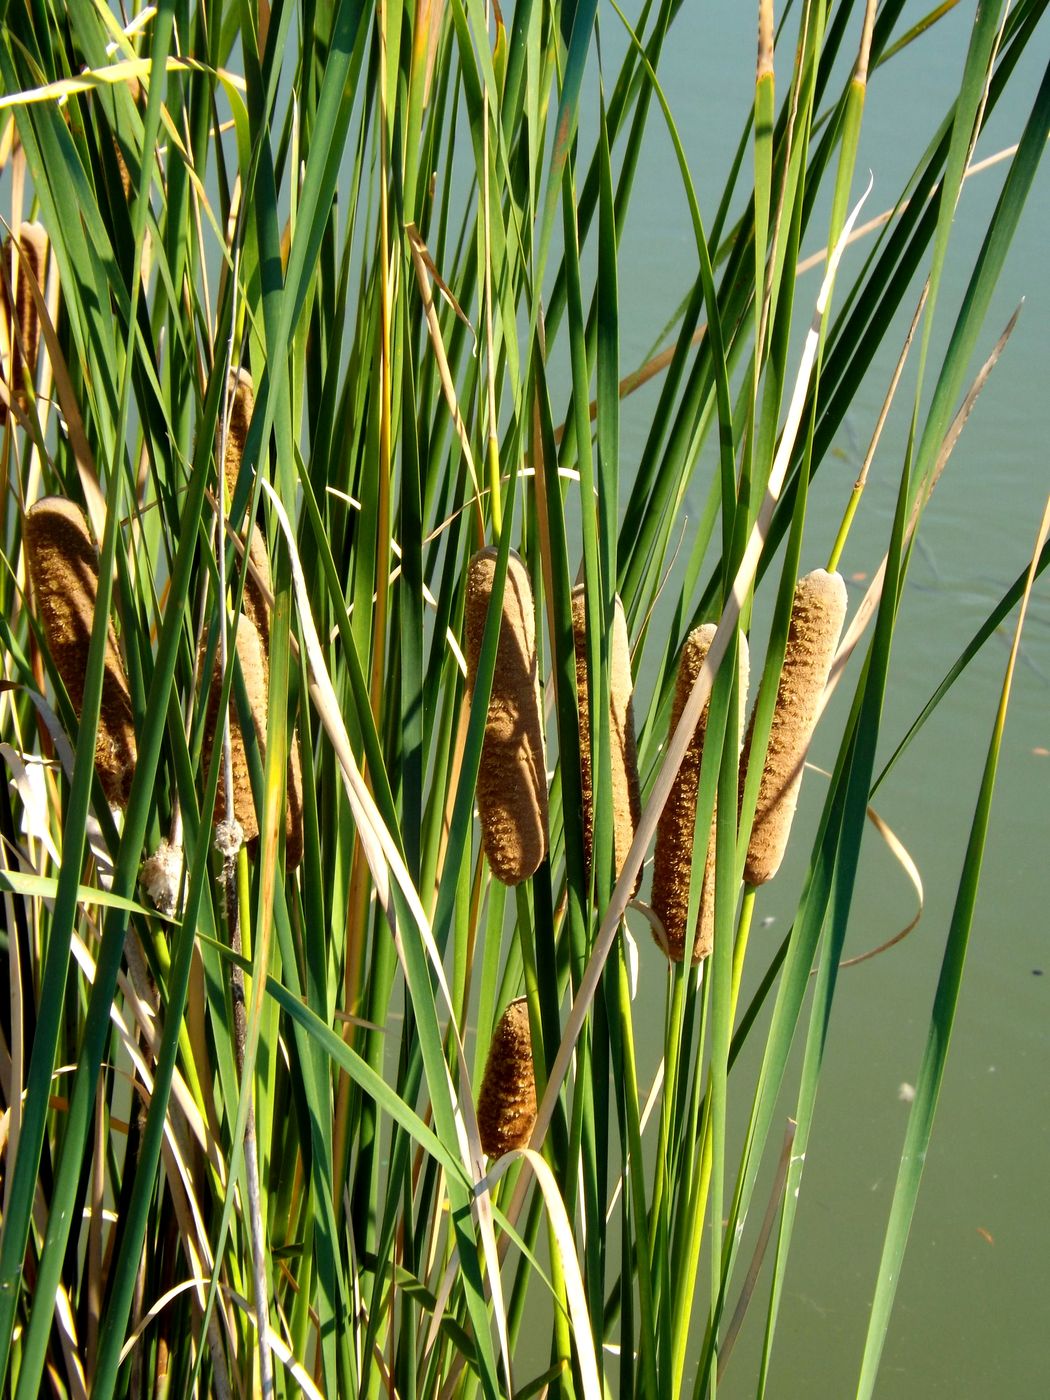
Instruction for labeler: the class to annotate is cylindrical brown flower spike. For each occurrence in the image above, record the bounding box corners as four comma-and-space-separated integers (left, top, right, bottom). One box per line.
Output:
201, 615, 269, 846
218, 379, 302, 860
241, 502, 304, 869
477, 997, 537, 1157
571, 586, 642, 891
200, 603, 304, 869
651, 625, 749, 963
217, 473, 304, 868
112, 77, 142, 199
23, 498, 137, 808
464, 548, 548, 885
222, 369, 254, 508
243, 523, 274, 654
2, 223, 49, 422
741, 568, 848, 887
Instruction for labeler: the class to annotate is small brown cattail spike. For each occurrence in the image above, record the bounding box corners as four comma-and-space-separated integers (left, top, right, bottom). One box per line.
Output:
201, 615, 268, 846
201, 601, 304, 868
243, 523, 274, 653
223, 369, 254, 507
465, 548, 548, 885
742, 568, 848, 887
208, 466, 302, 866
651, 626, 749, 963
241, 525, 304, 868
477, 998, 537, 1157
571, 586, 642, 891
2, 223, 48, 422
24, 498, 137, 808
112, 77, 142, 199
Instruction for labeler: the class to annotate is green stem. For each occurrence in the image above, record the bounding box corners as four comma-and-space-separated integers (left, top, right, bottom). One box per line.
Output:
669, 883, 756, 1392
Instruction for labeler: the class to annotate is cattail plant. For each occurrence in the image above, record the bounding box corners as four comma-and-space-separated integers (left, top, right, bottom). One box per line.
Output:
571, 586, 642, 889
476, 997, 537, 1157
651, 625, 750, 963
741, 568, 848, 887
2, 4, 1041, 1394
464, 547, 548, 885
23, 497, 137, 807
1, 222, 48, 421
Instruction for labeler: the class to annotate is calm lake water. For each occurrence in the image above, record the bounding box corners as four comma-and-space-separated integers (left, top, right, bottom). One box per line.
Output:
608, 3, 1050, 1396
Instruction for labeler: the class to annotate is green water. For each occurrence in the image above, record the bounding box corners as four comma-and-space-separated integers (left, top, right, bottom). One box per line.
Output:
607, 3, 1050, 1395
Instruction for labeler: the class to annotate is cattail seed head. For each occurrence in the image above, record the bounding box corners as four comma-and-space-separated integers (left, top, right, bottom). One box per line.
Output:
465, 548, 548, 885
2, 223, 48, 422
200, 602, 304, 870
651, 625, 749, 963
23, 498, 137, 808
252, 525, 303, 868
477, 997, 537, 1157
112, 77, 142, 198
741, 568, 847, 887
223, 369, 254, 507
202, 614, 269, 846
243, 523, 273, 650
140, 838, 185, 917
571, 586, 642, 891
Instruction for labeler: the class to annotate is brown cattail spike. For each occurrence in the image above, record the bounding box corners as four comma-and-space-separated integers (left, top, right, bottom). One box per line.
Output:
651, 626, 749, 963
24, 498, 137, 808
477, 997, 537, 1157
241, 525, 304, 868
742, 568, 848, 887
2, 223, 48, 422
201, 615, 268, 846
243, 523, 273, 649
571, 587, 642, 891
113, 77, 142, 198
465, 548, 548, 885
223, 369, 254, 507
201, 597, 304, 869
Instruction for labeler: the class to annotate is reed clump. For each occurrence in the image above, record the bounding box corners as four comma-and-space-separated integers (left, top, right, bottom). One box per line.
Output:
464, 547, 548, 885
571, 586, 642, 890
1, 222, 48, 422
742, 568, 848, 887
651, 625, 749, 963
477, 997, 537, 1157
23, 498, 137, 808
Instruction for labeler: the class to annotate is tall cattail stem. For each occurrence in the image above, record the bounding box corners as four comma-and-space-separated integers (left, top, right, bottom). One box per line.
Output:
668, 879, 757, 1394
225, 843, 274, 1400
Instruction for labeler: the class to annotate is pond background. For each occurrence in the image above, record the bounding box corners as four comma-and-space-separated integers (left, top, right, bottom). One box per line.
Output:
600, 2, 1049, 1395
